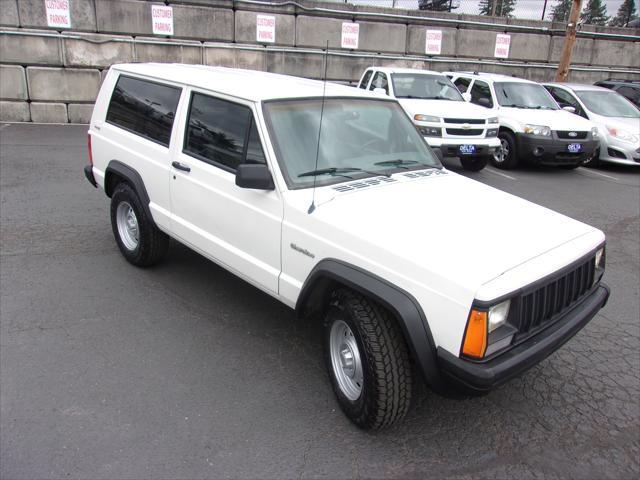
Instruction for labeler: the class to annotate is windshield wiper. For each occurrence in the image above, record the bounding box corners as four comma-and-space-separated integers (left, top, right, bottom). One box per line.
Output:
298, 167, 390, 179
374, 159, 441, 170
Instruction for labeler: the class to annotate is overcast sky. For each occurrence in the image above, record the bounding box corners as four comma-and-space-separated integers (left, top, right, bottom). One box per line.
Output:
343, 1, 635, 21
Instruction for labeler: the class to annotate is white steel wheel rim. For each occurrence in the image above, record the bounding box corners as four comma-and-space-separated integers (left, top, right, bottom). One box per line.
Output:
329, 319, 363, 401
494, 138, 509, 163
116, 202, 139, 251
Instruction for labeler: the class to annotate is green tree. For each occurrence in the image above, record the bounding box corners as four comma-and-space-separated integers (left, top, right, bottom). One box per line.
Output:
580, 0, 609, 25
550, 0, 572, 22
609, 0, 637, 26
478, 0, 517, 17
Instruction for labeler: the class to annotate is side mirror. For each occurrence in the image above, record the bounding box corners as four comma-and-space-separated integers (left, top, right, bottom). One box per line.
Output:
562, 105, 576, 114
477, 97, 492, 108
373, 87, 387, 96
235, 164, 275, 190
462, 92, 471, 102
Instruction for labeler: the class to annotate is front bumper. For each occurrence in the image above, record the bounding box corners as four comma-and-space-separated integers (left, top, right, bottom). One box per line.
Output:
426, 137, 501, 158
598, 137, 640, 166
437, 283, 610, 393
516, 133, 598, 165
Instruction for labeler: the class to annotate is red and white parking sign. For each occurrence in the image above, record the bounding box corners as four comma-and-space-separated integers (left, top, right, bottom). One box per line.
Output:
257, 15, 276, 43
45, 0, 71, 28
494, 34, 511, 58
341, 22, 359, 49
151, 5, 174, 36
425, 30, 442, 55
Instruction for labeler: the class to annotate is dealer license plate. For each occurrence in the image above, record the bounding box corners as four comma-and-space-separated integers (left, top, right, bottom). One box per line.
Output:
567, 143, 582, 153
459, 145, 476, 155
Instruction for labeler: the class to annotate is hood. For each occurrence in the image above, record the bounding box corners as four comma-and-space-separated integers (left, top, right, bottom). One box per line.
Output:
399, 99, 490, 119
306, 171, 595, 293
588, 113, 640, 133
499, 107, 595, 131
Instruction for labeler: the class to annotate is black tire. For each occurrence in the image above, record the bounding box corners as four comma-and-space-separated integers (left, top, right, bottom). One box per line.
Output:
323, 289, 412, 430
460, 156, 488, 171
110, 182, 169, 267
584, 147, 601, 168
491, 130, 518, 170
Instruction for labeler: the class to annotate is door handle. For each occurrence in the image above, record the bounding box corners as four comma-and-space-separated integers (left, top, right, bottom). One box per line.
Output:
172, 161, 191, 172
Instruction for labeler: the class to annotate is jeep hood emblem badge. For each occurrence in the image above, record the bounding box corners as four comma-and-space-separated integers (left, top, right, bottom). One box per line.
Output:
568, 131, 578, 137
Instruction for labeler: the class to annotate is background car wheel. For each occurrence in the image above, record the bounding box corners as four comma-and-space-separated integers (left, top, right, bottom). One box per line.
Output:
584, 147, 601, 168
323, 289, 412, 430
110, 182, 169, 267
460, 156, 488, 172
491, 131, 518, 170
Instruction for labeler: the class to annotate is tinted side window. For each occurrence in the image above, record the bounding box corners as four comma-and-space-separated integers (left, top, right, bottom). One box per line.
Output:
547, 87, 582, 114
615, 86, 640, 106
245, 121, 267, 165
369, 72, 389, 95
184, 93, 255, 171
469, 80, 493, 108
454, 77, 471, 93
359, 70, 373, 89
106, 75, 181, 147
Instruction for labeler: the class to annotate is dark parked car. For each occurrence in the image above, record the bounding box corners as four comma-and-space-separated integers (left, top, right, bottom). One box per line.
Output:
594, 79, 640, 109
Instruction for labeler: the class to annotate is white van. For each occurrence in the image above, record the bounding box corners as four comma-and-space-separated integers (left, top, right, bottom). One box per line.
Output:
446, 72, 599, 169
84, 64, 609, 430
358, 67, 501, 171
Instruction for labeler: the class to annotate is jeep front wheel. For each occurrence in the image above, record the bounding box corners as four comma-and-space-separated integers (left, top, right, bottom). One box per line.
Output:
324, 289, 412, 430
110, 182, 169, 267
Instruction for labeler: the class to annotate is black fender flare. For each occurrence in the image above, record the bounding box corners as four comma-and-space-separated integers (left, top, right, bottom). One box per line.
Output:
295, 258, 445, 393
104, 160, 154, 223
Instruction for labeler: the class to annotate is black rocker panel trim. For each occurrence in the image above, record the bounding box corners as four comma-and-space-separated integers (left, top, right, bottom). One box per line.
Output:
296, 258, 445, 392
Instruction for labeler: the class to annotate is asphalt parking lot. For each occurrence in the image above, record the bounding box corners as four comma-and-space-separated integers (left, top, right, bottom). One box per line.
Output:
1, 123, 638, 479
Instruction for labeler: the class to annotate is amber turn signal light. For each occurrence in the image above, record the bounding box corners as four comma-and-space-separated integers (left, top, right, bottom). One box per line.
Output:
462, 310, 488, 359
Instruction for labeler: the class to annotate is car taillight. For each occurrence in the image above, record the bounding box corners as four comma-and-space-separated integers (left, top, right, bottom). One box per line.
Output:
88, 133, 93, 166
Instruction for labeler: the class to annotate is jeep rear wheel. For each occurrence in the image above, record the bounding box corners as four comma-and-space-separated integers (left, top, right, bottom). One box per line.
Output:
323, 289, 412, 430
110, 182, 169, 267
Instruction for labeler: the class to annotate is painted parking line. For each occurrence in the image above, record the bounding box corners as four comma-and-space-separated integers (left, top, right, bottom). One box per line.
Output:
484, 167, 517, 180
576, 167, 619, 181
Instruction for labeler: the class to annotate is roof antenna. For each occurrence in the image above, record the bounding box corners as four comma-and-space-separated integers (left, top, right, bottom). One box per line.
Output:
308, 40, 329, 215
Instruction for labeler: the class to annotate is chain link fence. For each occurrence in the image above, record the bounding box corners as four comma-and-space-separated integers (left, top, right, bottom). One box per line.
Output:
321, 1, 635, 23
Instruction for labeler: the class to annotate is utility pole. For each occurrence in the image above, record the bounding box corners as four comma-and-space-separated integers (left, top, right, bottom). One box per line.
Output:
555, 0, 583, 82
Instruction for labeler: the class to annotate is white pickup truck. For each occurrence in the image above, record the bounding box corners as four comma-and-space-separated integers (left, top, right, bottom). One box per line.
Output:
84, 64, 609, 430
357, 67, 501, 171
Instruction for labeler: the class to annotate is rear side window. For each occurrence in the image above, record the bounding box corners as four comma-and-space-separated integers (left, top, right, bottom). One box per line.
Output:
184, 92, 265, 171
359, 70, 373, 89
469, 80, 493, 108
106, 75, 181, 147
453, 77, 471, 93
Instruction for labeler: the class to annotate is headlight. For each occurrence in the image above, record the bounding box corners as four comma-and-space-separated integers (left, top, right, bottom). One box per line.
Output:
414, 114, 440, 123
524, 124, 551, 136
607, 126, 639, 143
591, 127, 599, 139
487, 117, 499, 124
486, 128, 498, 137
488, 300, 510, 333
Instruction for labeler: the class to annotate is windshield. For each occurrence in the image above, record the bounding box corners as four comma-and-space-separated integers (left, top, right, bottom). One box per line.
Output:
262, 98, 441, 190
576, 91, 640, 118
391, 74, 464, 101
494, 82, 559, 110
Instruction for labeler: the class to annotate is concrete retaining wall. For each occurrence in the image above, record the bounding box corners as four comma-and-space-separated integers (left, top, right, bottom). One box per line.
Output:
0, 0, 638, 123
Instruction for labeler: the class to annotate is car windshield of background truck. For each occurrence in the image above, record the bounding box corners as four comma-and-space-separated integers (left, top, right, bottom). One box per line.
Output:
263, 98, 441, 189
576, 91, 640, 118
495, 82, 559, 110
391, 74, 464, 101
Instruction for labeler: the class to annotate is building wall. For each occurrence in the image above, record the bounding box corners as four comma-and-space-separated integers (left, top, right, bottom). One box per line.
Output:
1, 0, 638, 122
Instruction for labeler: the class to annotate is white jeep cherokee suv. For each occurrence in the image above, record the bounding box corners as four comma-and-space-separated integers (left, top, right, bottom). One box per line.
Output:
85, 64, 609, 430
358, 67, 501, 171
446, 72, 599, 169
